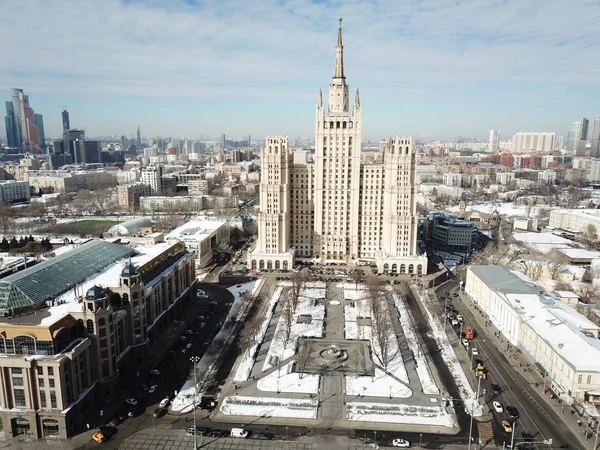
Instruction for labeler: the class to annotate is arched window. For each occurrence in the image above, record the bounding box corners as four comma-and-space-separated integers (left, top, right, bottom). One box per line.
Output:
391, 264, 398, 274
400, 264, 406, 274
122, 293, 129, 305
283, 261, 289, 270
417, 265, 423, 275
251, 260, 257, 269
132, 292, 139, 300
275, 260, 280, 269
259, 260, 265, 269
86, 319, 94, 334
383, 263, 389, 274
98, 318, 106, 326
13, 335, 35, 355
408, 264, 414, 274
0, 336, 5, 353
42, 419, 59, 438
267, 260, 273, 270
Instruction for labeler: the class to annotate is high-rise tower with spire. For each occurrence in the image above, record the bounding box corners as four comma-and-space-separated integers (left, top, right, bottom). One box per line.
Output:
249, 21, 427, 274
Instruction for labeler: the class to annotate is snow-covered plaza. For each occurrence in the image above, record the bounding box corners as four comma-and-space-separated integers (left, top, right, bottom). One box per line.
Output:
213, 279, 458, 431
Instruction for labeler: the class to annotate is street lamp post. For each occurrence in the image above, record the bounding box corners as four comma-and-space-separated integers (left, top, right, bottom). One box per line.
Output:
419, 433, 423, 448
468, 375, 482, 450
190, 356, 200, 450
509, 420, 516, 450
285, 426, 288, 441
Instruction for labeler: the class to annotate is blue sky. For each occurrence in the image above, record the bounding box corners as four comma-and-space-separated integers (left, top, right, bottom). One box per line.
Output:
2, 0, 599, 141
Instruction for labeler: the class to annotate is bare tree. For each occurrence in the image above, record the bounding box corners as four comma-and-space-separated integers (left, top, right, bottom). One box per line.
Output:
280, 294, 295, 349
365, 276, 398, 371
576, 283, 598, 304
350, 268, 365, 289
0, 203, 16, 236
289, 270, 309, 311
548, 252, 568, 281
239, 296, 265, 352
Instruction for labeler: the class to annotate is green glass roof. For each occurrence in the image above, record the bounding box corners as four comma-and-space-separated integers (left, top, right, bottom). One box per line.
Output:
0, 240, 134, 316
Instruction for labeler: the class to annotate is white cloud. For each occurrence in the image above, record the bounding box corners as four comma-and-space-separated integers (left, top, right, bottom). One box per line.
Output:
2, 0, 599, 98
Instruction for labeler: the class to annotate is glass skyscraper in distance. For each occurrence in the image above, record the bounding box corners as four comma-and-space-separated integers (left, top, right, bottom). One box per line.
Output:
4, 88, 45, 152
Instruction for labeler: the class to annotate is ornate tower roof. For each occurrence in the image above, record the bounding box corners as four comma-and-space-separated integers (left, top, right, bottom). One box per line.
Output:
333, 18, 345, 80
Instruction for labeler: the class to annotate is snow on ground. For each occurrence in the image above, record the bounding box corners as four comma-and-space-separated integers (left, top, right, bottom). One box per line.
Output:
343, 287, 411, 398
220, 396, 318, 419
447, 202, 545, 218
278, 280, 327, 289
256, 362, 319, 394
196, 273, 208, 281
171, 281, 262, 413
228, 280, 262, 303
393, 294, 440, 395
262, 285, 325, 372
233, 287, 283, 382
512, 231, 574, 254
419, 289, 482, 416
346, 368, 412, 398
346, 402, 455, 427
169, 379, 197, 413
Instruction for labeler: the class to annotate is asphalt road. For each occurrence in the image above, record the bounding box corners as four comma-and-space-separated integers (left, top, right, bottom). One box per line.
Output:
438, 278, 582, 450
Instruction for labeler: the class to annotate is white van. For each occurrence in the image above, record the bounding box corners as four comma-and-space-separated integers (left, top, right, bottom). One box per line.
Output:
230, 428, 248, 439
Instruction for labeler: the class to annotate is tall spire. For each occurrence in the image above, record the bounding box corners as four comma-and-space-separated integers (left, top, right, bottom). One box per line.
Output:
334, 18, 345, 79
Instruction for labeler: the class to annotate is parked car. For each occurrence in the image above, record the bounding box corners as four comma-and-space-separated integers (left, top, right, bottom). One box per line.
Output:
186, 426, 209, 436
502, 420, 512, 433
159, 398, 170, 408
138, 384, 149, 393
148, 384, 158, 394
456, 314, 463, 322
125, 398, 138, 406
109, 417, 122, 426
230, 428, 249, 438
252, 432, 273, 440
492, 384, 502, 394
153, 408, 166, 418
150, 369, 160, 376
393, 438, 411, 448
492, 401, 503, 413
506, 406, 519, 419
462, 338, 470, 348
207, 430, 228, 437
471, 348, 479, 356
197, 290, 210, 299
92, 432, 105, 443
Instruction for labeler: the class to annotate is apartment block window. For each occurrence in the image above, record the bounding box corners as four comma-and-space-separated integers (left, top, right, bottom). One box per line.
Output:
39, 378, 45, 388
14, 389, 26, 407
48, 367, 54, 376
49, 378, 55, 388
50, 391, 57, 409
588, 375, 592, 384
37, 367, 43, 376
11, 368, 22, 374
40, 391, 47, 408
12, 377, 23, 387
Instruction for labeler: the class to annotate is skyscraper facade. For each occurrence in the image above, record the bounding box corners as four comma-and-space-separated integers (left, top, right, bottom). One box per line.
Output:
567, 118, 589, 155
34, 113, 46, 149
489, 130, 500, 153
249, 21, 427, 274
590, 118, 600, 159
4, 89, 44, 152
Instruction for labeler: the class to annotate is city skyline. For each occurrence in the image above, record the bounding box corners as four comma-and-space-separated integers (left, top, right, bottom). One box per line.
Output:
2, 0, 599, 141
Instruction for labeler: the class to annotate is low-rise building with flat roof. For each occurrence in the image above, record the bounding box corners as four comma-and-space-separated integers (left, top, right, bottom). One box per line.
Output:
165, 219, 229, 268
465, 265, 600, 403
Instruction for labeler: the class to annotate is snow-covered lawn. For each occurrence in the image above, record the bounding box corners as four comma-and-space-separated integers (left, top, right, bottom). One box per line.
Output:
228, 280, 262, 302
344, 287, 411, 398
346, 402, 455, 427
262, 286, 325, 372
256, 362, 319, 394
279, 280, 327, 289
393, 294, 440, 395
233, 287, 283, 383
220, 396, 318, 419
346, 368, 412, 398
419, 289, 482, 416
512, 231, 574, 254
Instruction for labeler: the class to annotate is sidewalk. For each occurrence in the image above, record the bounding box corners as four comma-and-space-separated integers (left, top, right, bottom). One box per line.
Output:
453, 283, 599, 448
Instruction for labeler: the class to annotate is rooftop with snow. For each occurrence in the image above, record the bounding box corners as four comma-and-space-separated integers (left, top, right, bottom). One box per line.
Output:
469, 265, 600, 372
164, 218, 227, 243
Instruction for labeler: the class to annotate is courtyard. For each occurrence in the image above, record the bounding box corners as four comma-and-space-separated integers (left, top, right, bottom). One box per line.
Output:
211, 277, 459, 432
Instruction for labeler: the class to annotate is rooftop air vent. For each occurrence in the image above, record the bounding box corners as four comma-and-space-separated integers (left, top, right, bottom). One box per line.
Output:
558, 343, 564, 349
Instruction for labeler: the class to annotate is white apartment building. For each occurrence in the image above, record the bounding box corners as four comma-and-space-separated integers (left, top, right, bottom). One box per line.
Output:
249, 22, 427, 274
465, 265, 600, 403
511, 132, 556, 153
549, 209, 600, 233
140, 166, 163, 195
495, 172, 515, 186
165, 219, 228, 267
443, 173, 462, 187
140, 195, 202, 212
586, 159, 600, 182
0, 180, 30, 203
489, 130, 500, 153
537, 170, 556, 185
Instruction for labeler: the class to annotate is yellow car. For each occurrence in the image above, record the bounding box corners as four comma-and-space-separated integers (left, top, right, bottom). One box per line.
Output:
92, 432, 105, 443
502, 420, 512, 433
